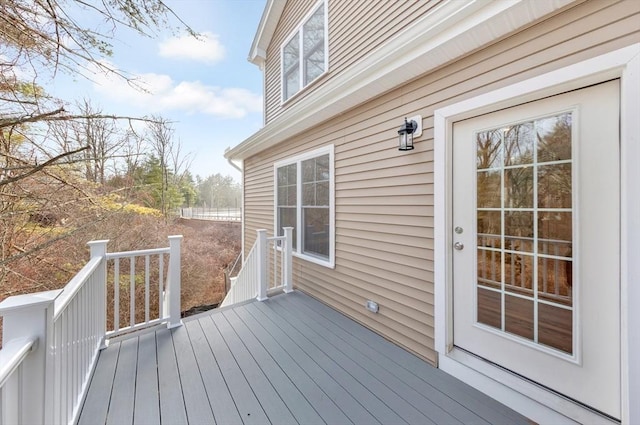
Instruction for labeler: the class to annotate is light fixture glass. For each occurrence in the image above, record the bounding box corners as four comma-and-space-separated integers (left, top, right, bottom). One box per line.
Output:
398, 118, 417, 151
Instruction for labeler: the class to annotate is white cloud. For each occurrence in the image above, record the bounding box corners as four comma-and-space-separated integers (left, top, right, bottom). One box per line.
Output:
158, 32, 226, 64
89, 61, 262, 119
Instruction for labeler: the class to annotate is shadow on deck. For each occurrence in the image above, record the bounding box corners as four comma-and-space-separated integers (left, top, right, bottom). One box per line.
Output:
78, 291, 529, 425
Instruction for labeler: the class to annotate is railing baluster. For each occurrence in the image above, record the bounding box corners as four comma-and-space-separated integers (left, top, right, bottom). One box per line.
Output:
54, 320, 61, 424
114, 259, 120, 331
159, 254, 164, 320
130, 256, 135, 327
72, 296, 78, 423
145, 255, 150, 323
272, 240, 277, 290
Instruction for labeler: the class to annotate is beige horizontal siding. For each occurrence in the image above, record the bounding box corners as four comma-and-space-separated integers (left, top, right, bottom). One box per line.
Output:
264, 0, 442, 123
243, 0, 640, 363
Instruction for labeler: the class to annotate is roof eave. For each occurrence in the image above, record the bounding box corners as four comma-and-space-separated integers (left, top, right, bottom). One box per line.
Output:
248, 0, 286, 68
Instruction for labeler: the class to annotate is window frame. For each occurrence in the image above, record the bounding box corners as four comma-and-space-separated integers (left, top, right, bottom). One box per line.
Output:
274, 144, 335, 268
280, 0, 328, 104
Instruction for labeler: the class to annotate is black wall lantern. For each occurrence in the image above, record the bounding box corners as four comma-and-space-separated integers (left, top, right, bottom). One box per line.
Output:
397, 115, 422, 151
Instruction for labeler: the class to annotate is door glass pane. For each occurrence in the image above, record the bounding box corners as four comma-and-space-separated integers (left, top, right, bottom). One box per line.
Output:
477, 249, 501, 289
477, 170, 501, 208
504, 167, 533, 208
504, 122, 535, 166
477, 210, 501, 248
504, 253, 533, 296
475, 112, 574, 354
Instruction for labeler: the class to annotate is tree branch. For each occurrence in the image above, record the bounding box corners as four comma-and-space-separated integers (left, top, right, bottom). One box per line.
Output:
0, 145, 89, 187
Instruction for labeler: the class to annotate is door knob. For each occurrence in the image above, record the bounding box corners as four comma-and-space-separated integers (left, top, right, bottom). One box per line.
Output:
454, 242, 464, 250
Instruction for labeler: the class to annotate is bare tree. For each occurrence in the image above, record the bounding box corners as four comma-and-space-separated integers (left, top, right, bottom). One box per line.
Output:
144, 115, 192, 217
0, 0, 195, 287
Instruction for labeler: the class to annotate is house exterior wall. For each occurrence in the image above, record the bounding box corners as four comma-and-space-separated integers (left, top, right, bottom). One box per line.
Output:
244, 0, 640, 364
264, 0, 442, 124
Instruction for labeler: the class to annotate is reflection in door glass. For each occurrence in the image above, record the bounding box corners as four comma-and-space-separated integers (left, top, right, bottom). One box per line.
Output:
475, 112, 573, 354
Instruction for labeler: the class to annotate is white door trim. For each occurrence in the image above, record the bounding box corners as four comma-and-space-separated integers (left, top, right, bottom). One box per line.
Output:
434, 43, 640, 424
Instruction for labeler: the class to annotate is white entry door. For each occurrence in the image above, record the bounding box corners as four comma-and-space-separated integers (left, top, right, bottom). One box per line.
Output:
452, 81, 620, 419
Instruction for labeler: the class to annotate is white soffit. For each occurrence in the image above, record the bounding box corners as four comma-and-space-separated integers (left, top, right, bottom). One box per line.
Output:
228, 0, 577, 160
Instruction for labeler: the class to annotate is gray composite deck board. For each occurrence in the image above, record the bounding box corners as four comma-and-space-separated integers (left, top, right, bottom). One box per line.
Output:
78, 291, 530, 425
77, 340, 119, 425
156, 327, 188, 424
198, 314, 272, 425
210, 312, 298, 424
221, 308, 326, 425
171, 325, 216, 424
252, 300, 410, 424
106, 337, 137, 425
133, 332, 160, 425
266, 294, 458, 425
287, 293, 489, 425
292, 291, 529, 424
244, 301, 381, 424
230, 306, 351, 424
183, 320, 244, 425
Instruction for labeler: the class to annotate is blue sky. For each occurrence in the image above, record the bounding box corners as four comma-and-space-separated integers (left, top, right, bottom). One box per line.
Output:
46, 0, 267, 181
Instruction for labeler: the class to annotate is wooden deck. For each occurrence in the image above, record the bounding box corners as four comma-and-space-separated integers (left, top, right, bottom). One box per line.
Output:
78, 291, 530, 425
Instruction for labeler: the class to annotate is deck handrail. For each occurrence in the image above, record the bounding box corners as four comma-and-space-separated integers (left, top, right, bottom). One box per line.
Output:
219, 242, 258, 308
220, 227, 293, 308
105, 246, 170, 259
53, 256, 103, 321
0, 338, 36, 388
0, 236, 183, 425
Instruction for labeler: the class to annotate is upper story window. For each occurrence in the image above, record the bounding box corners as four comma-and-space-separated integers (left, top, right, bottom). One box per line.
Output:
281, 1, 327, 102
275, 145, 334, 268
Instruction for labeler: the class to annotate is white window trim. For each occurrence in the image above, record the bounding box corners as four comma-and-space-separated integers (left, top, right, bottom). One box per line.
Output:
274, 144, 335, 268
280, 0, 328, 104
434, 44, 640, 425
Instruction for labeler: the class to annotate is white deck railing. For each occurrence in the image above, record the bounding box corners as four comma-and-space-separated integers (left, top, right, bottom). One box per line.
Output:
0, 236, 182, 425
220, 228, 293, 308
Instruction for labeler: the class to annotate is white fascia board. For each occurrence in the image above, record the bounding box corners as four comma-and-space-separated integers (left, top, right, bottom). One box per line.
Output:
249, 0, 286, 66
228, 0, 577, 161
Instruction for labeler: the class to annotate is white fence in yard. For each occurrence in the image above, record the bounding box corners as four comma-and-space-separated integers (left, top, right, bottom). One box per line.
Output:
220, 228, 293, 308
0, 236, 182, 425
180, 207, 241, 221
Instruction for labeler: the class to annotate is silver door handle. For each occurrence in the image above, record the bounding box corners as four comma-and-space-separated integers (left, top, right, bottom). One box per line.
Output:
454, 242, 464, 250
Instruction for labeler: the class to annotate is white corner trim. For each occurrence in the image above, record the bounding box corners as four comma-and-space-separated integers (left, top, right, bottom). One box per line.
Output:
227, 0, 577, 161
434, 43, 640, 424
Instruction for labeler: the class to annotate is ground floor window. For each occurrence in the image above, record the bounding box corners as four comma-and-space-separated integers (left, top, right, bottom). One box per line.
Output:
275, 145, 334, 267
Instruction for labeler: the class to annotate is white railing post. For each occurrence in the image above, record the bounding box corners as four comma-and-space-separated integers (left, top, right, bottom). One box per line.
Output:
0, 289, 61, 424
283, 227, 294, 294
88, 240, 108, 348
166, 235, 183, 329
256, 229, 268, 301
